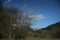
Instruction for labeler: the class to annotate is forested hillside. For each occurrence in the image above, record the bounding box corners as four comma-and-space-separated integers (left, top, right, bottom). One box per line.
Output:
35, 22, 60, 38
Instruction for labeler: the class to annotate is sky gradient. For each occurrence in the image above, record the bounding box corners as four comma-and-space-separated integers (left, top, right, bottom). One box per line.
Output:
3, 0, 60, 29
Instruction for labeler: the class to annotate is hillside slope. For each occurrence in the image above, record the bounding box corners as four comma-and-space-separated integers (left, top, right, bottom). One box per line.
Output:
35, 22, 60, 38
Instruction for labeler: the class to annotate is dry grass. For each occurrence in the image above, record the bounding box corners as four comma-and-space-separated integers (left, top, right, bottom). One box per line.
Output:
26, 37, 60, 40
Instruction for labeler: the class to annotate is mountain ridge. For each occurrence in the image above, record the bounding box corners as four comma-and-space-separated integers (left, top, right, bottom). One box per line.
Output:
33, 21, 60, 38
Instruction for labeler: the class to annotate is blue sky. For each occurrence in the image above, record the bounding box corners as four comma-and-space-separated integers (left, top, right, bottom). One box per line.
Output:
3, 0, 60, 29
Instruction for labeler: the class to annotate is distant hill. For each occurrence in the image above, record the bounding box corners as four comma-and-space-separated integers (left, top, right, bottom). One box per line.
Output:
34, 22, 60, 38
46, 22, 60, 30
